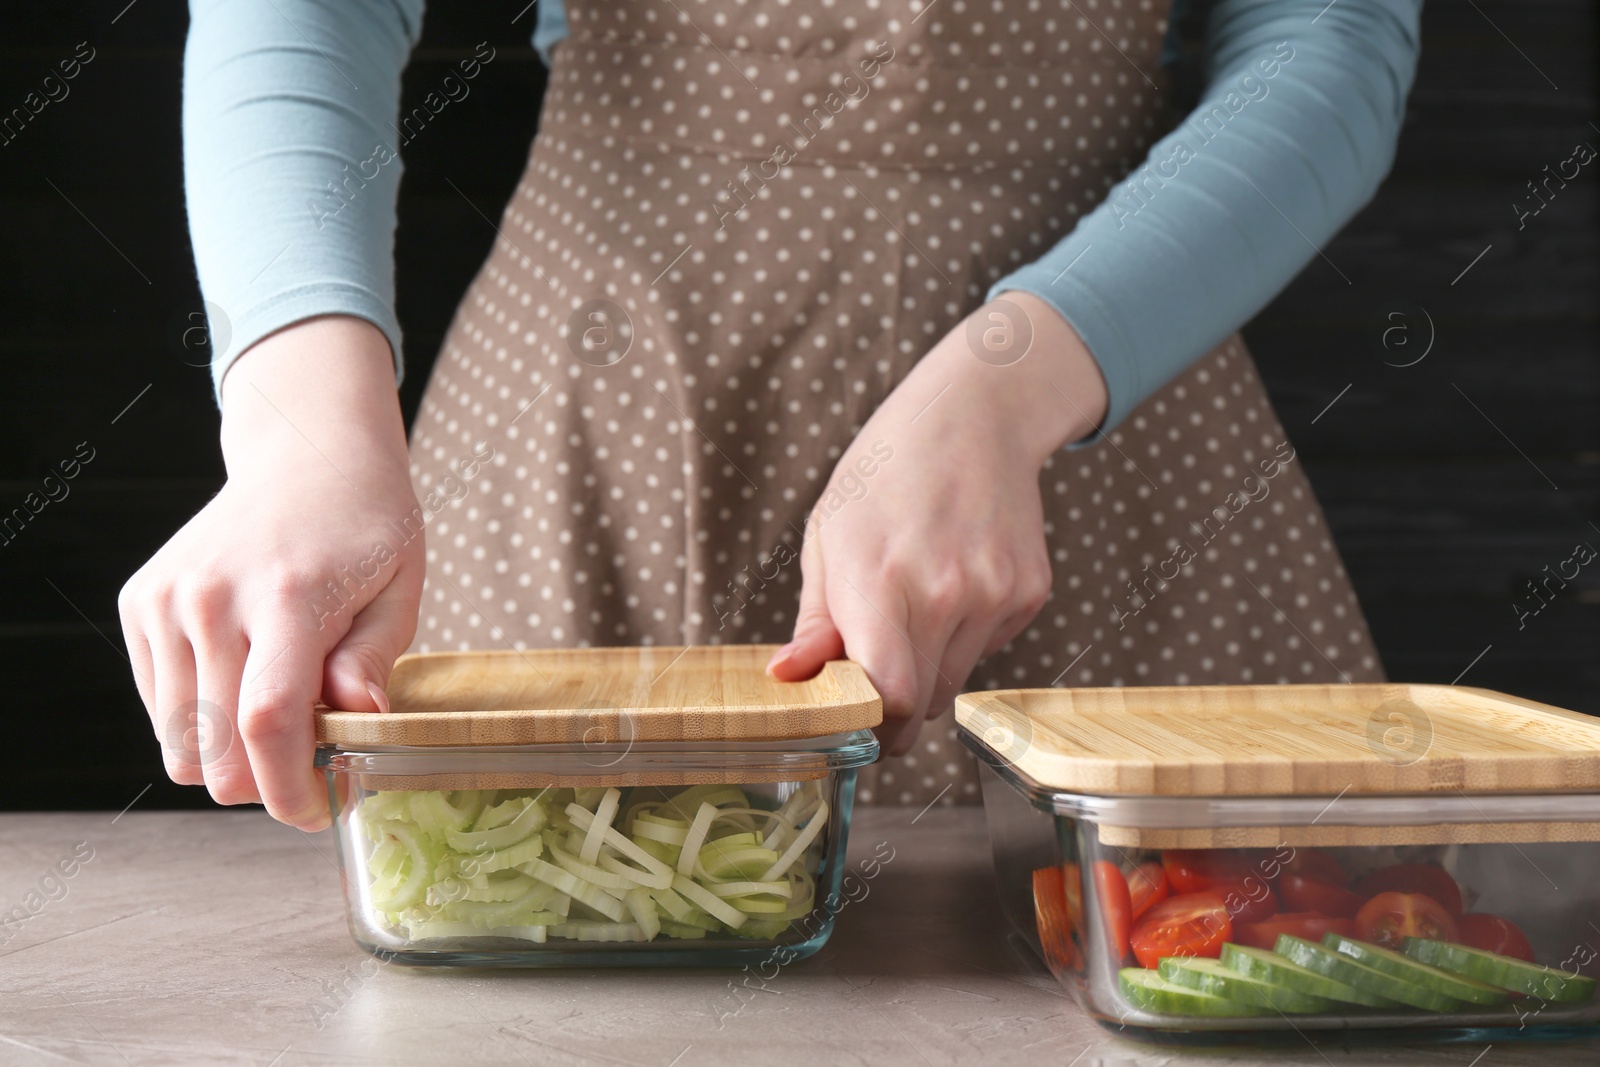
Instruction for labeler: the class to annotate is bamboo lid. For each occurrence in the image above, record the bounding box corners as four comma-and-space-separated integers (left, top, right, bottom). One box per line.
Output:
316, 645, 881, 748
955, 683, 1600, 797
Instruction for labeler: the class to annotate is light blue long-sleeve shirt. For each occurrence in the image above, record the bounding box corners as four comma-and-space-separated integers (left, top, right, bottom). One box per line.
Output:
185, 0, 1420, 444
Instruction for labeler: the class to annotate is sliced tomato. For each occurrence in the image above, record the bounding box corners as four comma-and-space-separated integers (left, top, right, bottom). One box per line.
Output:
1212, 878, 1279, 925
1128, 892, 1233, 970
1032, 866, 1081, 973
1234, 912, 1356, 951
1161, 849, 1251, 894
1094, 861, 1134, 961
1063, 862, 1083, 931
1279, 873, 1364, 918
1355, 891, 1459, 949
1353, 863, 1463, 916
1457, 913, 1536, 963
1127, 862, 1169, 919
1276, 848, 1348, 888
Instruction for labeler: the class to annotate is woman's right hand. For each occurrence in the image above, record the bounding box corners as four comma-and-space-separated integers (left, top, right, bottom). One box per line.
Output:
118, 316, 423, 830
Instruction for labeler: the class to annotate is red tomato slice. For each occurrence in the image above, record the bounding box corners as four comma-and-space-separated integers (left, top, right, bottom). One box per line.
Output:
1094, 861, 1134, 961
1277, 848, 1348, 888
1235, 912, 1356, 951
1128, 892, 1233, 970
1211, 878, 1279, 925
1353, 863, 1463, 916
1279, 873, 1364, 918
1457, 913, 1536, 963
1161, 849, 1251, 894
1063, 862, 1083, 932
1355, 892, 1459, 949
1127, 862, 1170, 919
1032, 866, 1081, 973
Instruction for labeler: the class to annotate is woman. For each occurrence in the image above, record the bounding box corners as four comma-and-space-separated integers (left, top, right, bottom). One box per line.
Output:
120, 0, 1421, 827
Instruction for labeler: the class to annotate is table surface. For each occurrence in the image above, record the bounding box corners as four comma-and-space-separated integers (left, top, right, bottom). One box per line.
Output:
1, 806, 1592, 1067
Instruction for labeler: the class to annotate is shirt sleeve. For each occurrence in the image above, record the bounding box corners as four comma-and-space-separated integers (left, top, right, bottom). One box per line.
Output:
183, 0, 425, 400
533, 0, 569, 67
988, 0, 1423, 447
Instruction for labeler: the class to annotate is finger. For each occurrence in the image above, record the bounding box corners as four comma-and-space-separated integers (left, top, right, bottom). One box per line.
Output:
983, 602, 1039, 658
238, 607, 332, 830
193, 626, 257, 806
925, 616, 991, 727
118, 578, 158, 719
768, 533, 844, 681
322, 562, 423, 713
827, 575, 927, 753
149, 629, 205, 786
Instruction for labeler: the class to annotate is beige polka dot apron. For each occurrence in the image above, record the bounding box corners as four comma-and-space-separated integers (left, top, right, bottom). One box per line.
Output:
407, 0, 1385, 807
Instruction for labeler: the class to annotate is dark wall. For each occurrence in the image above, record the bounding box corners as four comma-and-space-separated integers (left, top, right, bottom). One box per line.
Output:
0, 2, 1594, 811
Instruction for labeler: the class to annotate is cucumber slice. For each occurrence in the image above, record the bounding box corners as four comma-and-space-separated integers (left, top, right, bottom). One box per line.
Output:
1222, 943, 1400, 1009
1403, 938, 1599, 1004
1119, 967, 1273, 1017
1322, 935, 1509, 1006
1159, 957, 1336, 1013
1275, 935, 1466, 1013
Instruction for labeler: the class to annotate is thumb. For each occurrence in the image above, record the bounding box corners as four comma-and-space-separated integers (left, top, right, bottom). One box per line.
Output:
768, 532, 844, 681
321, 563, 422, 713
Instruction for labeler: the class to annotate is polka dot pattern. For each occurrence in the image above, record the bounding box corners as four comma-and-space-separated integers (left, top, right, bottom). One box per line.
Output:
406, 0, 1385, 809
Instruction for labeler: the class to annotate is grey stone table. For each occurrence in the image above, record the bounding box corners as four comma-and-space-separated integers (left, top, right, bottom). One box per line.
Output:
1, 807, 1592, 1066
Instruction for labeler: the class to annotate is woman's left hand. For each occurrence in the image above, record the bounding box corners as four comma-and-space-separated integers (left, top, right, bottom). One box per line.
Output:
767, 291, 1110, 754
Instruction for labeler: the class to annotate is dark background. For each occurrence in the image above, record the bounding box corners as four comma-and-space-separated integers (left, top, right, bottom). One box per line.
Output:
0, 2, 1594, 811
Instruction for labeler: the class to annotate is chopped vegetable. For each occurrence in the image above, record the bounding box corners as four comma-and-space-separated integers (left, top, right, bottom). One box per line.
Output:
1455, 913, 1535, 963
1093, 861, 1133, 962
1277, 873, 1362, 919
1126, 862, 1168, 920
1233, 912, 1354, 951
1352, 863, 1463, 917
1097, 848, 1597, 1020
1404, 936, 1597, 1003
1128, 892, 1231, 970
1031, 866, 1080, 974
1119, 966, 1270, 1016
1354, 891, 1458, 949
355, 781, 829, 945
1324, 933, 1509, 1005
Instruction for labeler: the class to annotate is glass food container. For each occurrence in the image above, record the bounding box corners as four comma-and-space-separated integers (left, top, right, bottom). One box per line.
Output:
956, 683, 1600, 1042
315, 645, 880, 966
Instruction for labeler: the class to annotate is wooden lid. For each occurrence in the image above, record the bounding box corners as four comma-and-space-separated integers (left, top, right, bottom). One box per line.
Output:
316, 645, 881, 748
955, 683, 1600, 797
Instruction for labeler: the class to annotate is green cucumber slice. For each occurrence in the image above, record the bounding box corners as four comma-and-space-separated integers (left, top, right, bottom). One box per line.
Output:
1403, 938, 1598, 1004
1119, 967, 1272, 1017
1275, 935, 1466, 1013
1322, 935, 1508, 1006
1222, 943, 1400, 1009
1159, 957, 1335, 1013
